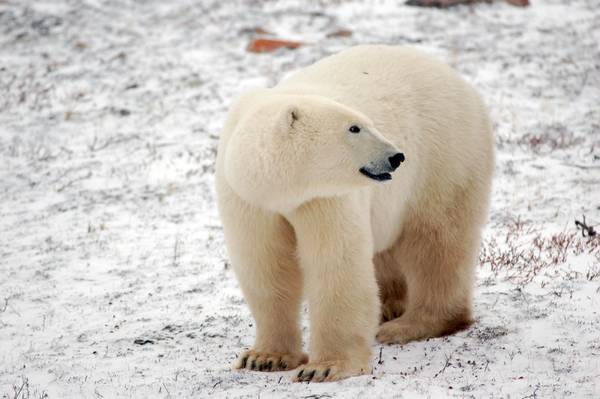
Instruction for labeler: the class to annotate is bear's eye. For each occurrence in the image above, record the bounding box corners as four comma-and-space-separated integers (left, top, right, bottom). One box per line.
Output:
348, 125, 361, 134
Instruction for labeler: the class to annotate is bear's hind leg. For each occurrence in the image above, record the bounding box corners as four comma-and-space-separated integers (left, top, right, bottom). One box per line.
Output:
374, 249, 408, 323
376, 221, 476, 344
376, 184, 487, 344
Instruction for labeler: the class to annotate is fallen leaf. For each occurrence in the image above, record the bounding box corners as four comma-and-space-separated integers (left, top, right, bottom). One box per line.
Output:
247, 38, 303, 53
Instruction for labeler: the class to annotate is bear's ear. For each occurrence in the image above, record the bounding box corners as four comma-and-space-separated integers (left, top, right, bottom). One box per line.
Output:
283, 106, 300, 130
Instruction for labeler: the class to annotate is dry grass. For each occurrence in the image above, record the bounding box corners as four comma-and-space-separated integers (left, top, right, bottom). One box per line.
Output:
585, 264, 600, 282
1, 378, 48, 399
500, 123, 585, 155
479, 217, 600, 283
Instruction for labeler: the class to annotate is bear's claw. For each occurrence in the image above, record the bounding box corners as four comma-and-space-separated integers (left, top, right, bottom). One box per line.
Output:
293, 360, 367, 382
234, 350, 308, 372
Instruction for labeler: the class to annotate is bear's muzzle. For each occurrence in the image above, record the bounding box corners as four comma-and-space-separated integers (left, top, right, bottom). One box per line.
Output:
359, 152, 405, 181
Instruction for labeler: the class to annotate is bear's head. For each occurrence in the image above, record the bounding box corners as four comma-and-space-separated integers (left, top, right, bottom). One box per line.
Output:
224, 93, 404, 212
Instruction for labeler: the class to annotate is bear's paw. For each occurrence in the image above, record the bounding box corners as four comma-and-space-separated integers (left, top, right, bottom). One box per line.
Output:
233, 350, 308, 372
293, 360, 369, 383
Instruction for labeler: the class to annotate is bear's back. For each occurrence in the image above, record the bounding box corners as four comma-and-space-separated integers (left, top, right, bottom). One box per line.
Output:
275, 46, 488, 145
277, 45, 466, 110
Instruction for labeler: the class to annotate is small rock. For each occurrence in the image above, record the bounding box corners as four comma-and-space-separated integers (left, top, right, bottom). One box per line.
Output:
133, 338, 154, 345
327, 29, 352, 38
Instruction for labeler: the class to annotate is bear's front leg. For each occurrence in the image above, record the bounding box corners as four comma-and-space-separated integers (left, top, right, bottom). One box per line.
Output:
286, 196, 380, 382
218, 185, 307, 373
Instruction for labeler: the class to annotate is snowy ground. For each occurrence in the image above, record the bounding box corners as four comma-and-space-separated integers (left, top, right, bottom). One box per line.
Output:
1, 0, 600, 397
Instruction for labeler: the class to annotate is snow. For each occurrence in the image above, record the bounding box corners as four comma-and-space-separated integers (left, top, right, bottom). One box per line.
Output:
1, 0, 599, 397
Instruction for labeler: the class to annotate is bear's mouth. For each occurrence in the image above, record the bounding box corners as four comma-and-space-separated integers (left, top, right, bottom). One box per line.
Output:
359, 167, 392, 182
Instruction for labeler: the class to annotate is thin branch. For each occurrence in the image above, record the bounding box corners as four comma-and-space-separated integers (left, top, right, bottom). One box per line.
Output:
561, 163, 600, 170
433, 351, 455, 378
0, 297, 8, 313
57, 170, 92, 192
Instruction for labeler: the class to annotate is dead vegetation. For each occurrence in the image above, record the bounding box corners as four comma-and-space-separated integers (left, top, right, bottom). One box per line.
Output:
497, 123, 586, 155
479, 216, 600, 283
1, 378, 47, 399
516, 124, 583, 155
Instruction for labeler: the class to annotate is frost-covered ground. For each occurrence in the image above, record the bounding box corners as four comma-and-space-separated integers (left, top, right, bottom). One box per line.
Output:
1, 0, 600, 398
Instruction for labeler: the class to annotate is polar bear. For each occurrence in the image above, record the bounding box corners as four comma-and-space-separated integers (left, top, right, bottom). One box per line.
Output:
215, 45, 494, 382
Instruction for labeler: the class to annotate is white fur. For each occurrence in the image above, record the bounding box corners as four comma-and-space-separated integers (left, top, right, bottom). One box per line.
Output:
216, 45, 494, 382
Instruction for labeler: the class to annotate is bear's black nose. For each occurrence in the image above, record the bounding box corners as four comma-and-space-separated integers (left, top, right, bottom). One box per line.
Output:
388, 153, 405, 170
